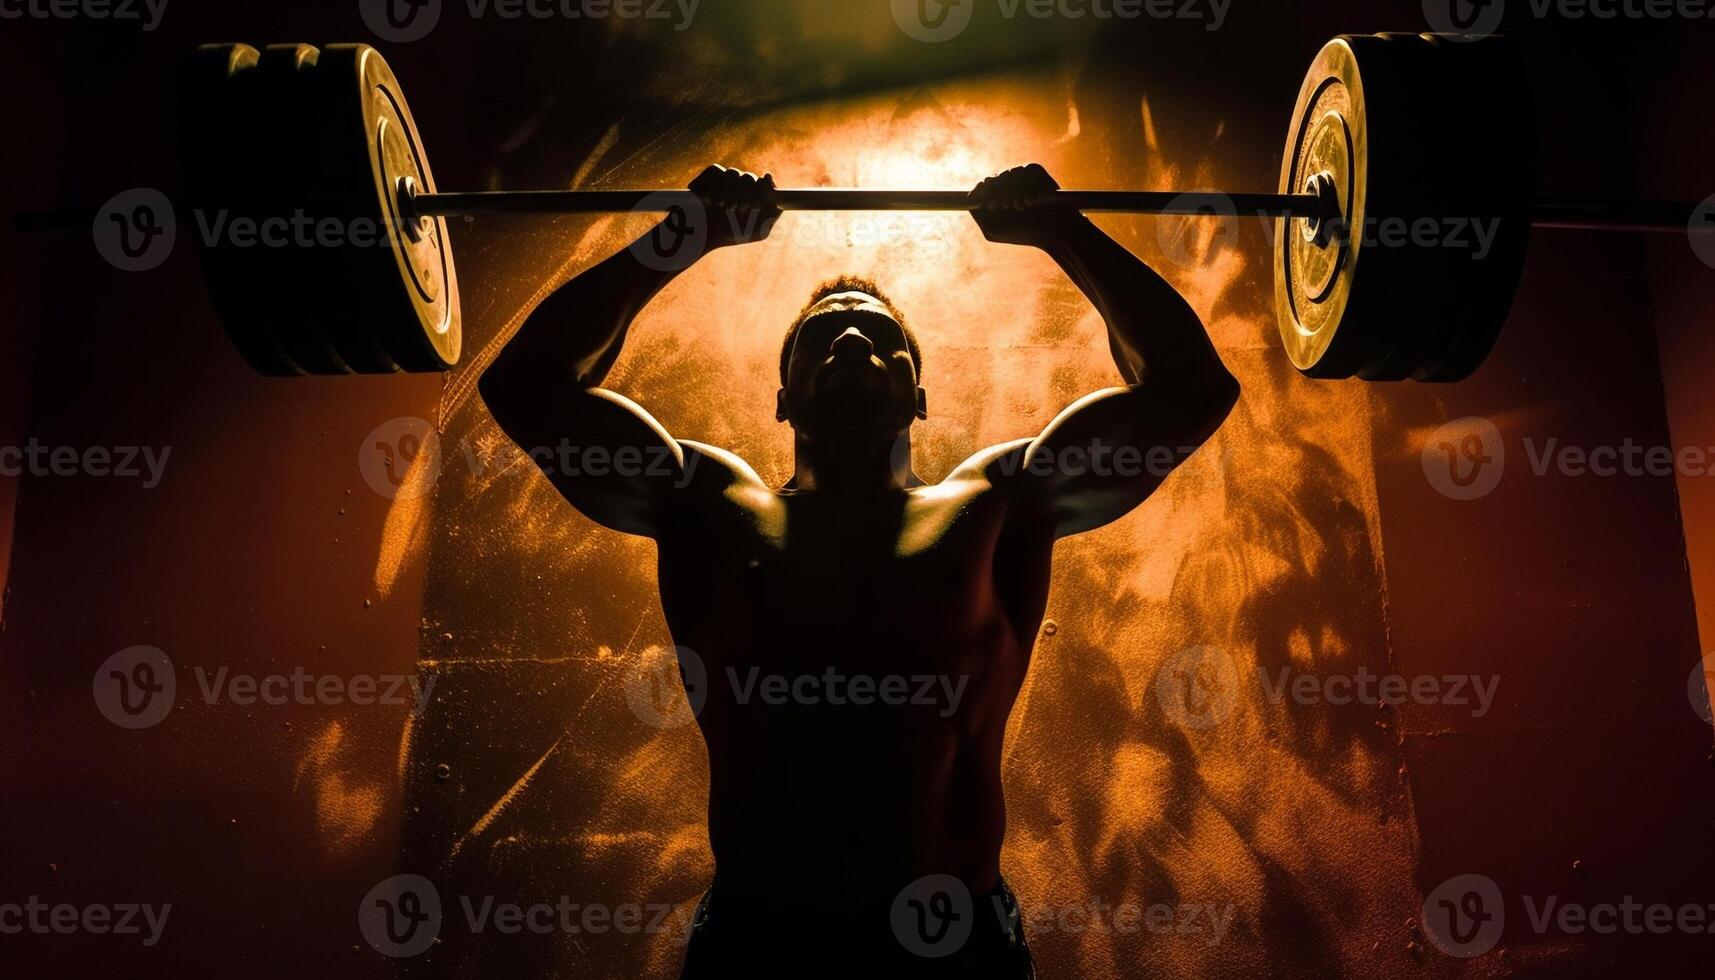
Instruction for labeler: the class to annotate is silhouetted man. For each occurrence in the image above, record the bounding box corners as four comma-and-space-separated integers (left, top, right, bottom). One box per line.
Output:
480, 163, 1239, 978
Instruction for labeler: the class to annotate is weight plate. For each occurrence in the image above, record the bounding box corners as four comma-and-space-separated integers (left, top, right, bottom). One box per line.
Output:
1288, 112, 1352, 305
1275, 33, 1532, 383
1275, 37, 1380, 379
181, 43, 304, 376
248, 43, 353, 376
310, 44, 460, 374
1409, 33, 1532, 382
1345, 32, 1458, 382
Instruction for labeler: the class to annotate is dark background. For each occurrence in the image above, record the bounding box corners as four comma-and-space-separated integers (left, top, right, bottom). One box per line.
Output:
2, 0, 1713, 976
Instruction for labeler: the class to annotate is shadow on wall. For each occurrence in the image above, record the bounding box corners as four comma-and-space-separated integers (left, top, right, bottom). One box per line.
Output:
383, 28, 1429, 975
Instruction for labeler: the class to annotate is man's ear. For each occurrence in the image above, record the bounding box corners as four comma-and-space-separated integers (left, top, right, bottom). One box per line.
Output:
776, 388, 790, 423
914, 386, 928, 421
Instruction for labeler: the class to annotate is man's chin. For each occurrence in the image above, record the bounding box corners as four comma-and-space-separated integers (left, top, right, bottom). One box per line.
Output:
800, 404, 907, 445
807, 384, 882, 413
820, 365, 887, 392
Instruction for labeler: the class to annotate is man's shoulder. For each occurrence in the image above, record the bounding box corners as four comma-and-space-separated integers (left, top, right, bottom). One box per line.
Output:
674, 440, 781, 513
904, 438, 1043, 525
675, 440, 771, 485
939, 438, 1037, 490
902, 439, 1054, 551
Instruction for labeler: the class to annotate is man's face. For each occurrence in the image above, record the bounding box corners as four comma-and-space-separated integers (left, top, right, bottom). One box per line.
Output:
778, 291, 926, 444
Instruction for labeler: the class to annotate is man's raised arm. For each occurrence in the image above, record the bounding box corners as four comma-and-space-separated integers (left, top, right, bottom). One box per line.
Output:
478, 165, 780, 537
967, 164, 1240, 538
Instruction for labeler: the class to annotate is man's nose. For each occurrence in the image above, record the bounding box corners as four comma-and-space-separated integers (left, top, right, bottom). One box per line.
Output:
830, 327, 874, 358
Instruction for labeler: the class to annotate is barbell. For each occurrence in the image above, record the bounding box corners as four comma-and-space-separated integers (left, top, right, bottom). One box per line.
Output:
34, 34, 1713, 380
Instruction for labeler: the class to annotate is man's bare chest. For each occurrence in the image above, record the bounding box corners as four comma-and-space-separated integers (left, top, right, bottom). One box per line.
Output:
656, 484, 1030, 650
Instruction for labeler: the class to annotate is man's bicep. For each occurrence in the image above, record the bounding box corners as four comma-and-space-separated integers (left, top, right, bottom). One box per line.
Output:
1006, 381, 1237, 537
487, 386, 689, 538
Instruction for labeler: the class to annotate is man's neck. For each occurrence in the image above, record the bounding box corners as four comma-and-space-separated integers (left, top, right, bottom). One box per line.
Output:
789, 431, 920, 493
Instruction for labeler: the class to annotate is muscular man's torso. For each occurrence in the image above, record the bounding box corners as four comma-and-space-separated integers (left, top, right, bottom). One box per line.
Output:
655, 440, 1053, 910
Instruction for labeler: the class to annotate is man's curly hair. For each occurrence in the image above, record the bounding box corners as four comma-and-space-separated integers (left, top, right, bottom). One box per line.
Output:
779, 276, 922, 385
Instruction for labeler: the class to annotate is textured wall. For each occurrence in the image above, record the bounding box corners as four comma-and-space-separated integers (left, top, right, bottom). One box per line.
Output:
396, 44, 1423, 977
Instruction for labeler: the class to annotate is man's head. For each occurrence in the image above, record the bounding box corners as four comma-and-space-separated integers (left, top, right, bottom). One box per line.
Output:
776, 276, 926, 445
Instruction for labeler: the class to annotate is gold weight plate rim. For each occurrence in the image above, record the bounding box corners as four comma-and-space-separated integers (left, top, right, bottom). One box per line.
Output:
1274, 37, 1367, 375
356, 45, 461, 369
